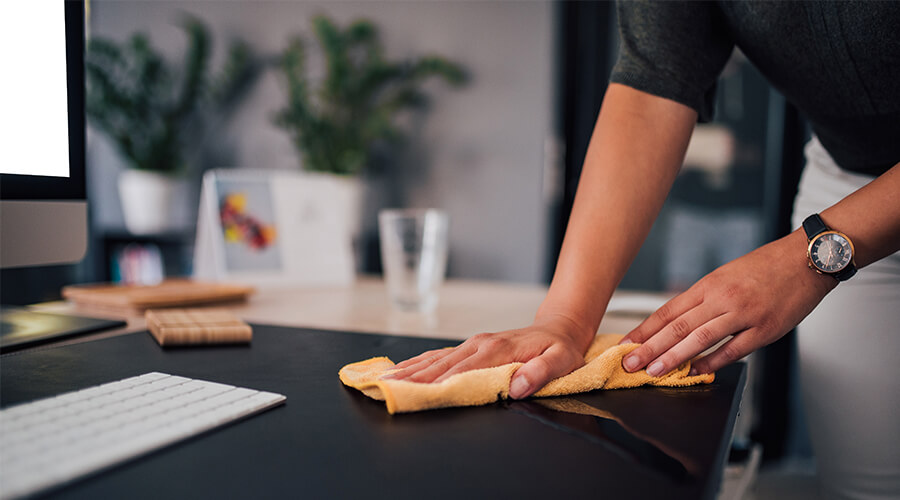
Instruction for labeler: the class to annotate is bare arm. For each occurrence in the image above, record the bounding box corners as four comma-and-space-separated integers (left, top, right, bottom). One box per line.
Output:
535, 83, 696, 348
818, 163, 900, 268
387, 84, 697, 396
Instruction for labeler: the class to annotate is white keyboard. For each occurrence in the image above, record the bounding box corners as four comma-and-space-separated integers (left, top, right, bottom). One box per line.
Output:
0, 372, 286, 499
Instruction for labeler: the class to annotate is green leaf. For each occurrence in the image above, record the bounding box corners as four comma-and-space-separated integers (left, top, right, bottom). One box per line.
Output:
274, 16, 468, 175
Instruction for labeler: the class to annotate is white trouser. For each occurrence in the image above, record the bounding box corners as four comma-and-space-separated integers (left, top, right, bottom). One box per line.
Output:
791, 137, 900, 500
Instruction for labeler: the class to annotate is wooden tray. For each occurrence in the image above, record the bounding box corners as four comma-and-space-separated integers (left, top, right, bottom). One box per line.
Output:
62, 279, 255, 316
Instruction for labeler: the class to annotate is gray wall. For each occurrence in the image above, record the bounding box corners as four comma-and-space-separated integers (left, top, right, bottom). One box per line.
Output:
87, 0, 557, 284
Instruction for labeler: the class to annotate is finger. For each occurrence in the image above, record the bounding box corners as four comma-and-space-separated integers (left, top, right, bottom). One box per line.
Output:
639, 312, 743, 377
401, 345, 479, 383
386, 349, 457, 380
432, 349, 512, 383
622, 303, 720, 373
508, 344, 583, 399
392, 348, 452, 370
620, 290, 703, 345
689, 329, 758, 375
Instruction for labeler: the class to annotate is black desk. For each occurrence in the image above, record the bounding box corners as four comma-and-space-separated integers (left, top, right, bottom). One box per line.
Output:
1, 325, 745, 499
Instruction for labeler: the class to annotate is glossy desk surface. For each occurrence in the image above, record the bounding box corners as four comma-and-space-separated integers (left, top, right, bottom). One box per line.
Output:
1, 324, 745, 500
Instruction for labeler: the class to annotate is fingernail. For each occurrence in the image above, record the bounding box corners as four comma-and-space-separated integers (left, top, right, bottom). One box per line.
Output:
509, 375, 531, 399
647, 361, 665, 377
618, 338, 634, 345
688, 367, 698, 377
623, 355, 640, 372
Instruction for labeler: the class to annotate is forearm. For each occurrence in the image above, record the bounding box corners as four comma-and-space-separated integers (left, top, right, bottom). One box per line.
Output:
536, 84, 697, 344
819, 162, 900, 268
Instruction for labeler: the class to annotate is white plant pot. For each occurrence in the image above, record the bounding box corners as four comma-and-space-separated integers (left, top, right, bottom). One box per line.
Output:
118, 169, 184, 235
328, 173, 364, 239
302, 171, 364, 268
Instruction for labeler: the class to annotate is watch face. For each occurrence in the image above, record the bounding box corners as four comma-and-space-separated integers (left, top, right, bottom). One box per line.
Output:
810, 232, 853, 273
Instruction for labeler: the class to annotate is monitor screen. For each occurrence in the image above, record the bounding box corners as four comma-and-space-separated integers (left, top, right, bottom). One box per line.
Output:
0, 0, 88, 269
1, 2, 70, 179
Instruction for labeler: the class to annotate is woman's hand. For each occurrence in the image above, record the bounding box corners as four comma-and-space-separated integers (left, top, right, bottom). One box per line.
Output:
384, 314, 594, 399
619, 229, 837, 376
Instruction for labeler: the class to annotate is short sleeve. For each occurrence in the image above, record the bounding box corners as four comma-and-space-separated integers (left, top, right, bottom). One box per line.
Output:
610, 0, 735, 121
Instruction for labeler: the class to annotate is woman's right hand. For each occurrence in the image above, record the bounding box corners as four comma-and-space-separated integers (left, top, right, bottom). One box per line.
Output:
383, 314, 595, 399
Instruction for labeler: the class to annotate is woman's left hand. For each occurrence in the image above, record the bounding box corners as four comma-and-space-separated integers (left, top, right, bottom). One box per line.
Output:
619, 229, 837, 376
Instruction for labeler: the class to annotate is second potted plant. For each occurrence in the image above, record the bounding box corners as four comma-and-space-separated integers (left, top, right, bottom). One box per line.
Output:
273, 16, 468, 244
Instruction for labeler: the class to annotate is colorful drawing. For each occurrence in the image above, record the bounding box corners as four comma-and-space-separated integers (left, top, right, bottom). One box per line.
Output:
219, 193, 277, 251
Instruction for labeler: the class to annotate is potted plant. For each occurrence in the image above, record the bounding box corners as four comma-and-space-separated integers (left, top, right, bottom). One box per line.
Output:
85, 15, 260, 234
272, 16, 468, 242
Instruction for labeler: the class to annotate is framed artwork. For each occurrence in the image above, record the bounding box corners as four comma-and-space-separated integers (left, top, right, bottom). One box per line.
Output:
194, 169, 354, 287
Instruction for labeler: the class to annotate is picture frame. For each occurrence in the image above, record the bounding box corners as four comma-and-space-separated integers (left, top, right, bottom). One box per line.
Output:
194, 169, 355, 287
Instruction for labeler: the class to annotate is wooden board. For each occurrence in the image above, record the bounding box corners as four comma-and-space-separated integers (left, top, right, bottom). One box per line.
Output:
62, 280, 254, 316
145, 308, 252, 346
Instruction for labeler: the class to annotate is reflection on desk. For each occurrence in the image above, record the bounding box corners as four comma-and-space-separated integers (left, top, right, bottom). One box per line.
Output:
508, 399, 692, 482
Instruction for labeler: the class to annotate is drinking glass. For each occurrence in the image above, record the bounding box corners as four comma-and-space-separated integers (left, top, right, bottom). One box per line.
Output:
378, 209, 449, 313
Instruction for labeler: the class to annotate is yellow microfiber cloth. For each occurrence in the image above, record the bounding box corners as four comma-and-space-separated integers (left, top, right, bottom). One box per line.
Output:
339, 333, 715, 414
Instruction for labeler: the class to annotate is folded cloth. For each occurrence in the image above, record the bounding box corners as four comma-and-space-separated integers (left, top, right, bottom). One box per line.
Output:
339, 333, 715, 414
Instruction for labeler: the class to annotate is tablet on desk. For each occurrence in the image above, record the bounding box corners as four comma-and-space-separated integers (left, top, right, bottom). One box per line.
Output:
0, 307, 126, 354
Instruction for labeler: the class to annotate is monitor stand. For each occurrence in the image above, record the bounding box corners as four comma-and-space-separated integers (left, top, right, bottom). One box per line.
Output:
0, 306, 126, 354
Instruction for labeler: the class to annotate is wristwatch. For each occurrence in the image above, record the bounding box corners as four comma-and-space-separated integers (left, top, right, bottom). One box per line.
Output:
802, 214, 857, 281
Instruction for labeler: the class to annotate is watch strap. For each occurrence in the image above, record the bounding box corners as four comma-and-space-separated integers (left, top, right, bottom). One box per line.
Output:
833, 264, 857, 281
802, 214, 828, 240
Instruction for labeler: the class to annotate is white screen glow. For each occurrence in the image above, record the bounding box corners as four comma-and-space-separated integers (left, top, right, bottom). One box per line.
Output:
0, 2, 70, 177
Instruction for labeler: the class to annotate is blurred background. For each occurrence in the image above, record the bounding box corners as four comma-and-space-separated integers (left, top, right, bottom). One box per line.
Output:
2, 1, 815, 491
85, 0, 558, 285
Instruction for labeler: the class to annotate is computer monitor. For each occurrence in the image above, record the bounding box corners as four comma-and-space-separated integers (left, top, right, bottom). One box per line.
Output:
0, 0, 87, 269
0, 1, 125, 352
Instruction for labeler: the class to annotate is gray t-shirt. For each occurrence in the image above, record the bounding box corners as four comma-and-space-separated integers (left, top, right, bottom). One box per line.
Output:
610, 0, 899, 176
